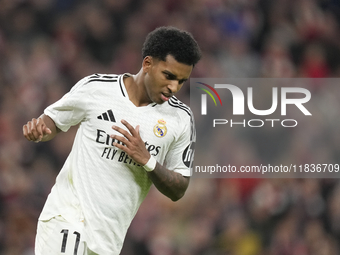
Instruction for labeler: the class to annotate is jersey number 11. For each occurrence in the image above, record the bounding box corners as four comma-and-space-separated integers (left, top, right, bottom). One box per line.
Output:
60, 229, 81, 255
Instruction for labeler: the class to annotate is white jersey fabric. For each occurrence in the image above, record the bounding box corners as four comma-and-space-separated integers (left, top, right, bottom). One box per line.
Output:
41, 73, 195, 254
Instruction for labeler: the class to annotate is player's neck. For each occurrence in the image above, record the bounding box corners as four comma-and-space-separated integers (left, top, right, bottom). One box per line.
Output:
124, 70, 152, 107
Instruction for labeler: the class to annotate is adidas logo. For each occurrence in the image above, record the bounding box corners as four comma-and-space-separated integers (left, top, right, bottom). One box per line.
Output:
97, 109, 116, 122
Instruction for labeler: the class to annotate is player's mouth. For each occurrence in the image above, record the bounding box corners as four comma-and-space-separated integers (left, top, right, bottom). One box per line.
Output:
161, 93, 172, 101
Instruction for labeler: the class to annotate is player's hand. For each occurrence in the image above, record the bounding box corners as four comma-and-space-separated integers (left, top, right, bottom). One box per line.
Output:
23, 117, 52, 142
110, 119, 150, 165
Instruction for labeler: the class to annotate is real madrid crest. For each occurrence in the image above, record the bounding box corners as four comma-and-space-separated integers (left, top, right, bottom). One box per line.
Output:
153, 119, 167, 138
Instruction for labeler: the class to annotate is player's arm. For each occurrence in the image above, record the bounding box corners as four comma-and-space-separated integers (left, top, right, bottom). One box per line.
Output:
111, 119, 190, 201
23, 114, 61, 142
146, 163, 190, 201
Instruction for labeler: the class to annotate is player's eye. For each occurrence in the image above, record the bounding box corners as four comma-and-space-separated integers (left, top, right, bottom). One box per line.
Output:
178, 79, 187, 85
164, 72, 175, 80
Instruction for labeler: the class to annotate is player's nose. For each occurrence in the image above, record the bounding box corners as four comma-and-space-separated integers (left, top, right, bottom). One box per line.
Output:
167, 80, 181, 94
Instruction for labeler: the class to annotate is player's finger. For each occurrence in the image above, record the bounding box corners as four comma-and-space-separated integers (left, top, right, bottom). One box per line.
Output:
36, 118, 45, 141
44, 125, 52, 134
23, 124, 31, 141
25, 121, 34, 141
26, 120, 36, 141
28, 119, 41, 141
121, 120, 138, 136
36, 118, 52, 139
112, 125, 132, 140
112, 141, 129, 153
110, 134, 129, 147
135, 125, 140, 135
31, 118, 43, 140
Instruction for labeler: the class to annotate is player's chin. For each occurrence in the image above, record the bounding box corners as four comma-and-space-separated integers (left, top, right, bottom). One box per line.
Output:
151, 95, 167, 104
154, 99, 166, 105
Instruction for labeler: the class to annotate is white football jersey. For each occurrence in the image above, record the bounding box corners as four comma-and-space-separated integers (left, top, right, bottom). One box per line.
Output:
41, 74, 195, 254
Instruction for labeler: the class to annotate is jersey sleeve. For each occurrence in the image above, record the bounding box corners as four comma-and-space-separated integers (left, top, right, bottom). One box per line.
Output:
44, 76, 91, 132
164, 111, 196, 177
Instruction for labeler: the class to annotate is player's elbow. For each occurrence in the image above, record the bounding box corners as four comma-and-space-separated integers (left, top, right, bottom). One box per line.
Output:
170, 176, 190, 201
170, 190, 185, 202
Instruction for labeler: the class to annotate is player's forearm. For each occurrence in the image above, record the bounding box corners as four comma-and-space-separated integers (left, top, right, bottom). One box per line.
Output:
146, 162, 190, 201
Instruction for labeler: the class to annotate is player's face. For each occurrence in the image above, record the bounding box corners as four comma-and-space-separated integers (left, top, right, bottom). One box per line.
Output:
143, 55, 193, 104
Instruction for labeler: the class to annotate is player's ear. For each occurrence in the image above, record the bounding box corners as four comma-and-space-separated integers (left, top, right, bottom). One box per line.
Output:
142, 56, 153, 73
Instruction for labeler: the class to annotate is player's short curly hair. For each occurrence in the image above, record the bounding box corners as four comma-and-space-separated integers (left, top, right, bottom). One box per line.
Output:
142, 26, 202, 66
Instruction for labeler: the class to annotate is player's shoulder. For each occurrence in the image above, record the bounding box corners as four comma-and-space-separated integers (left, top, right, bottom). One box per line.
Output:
70, 73, 122, 93
81, 73, 120, 85
166, 96, 193, 120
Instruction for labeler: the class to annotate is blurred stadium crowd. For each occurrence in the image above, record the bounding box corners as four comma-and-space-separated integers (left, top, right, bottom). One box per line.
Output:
1, 0, 340, 254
